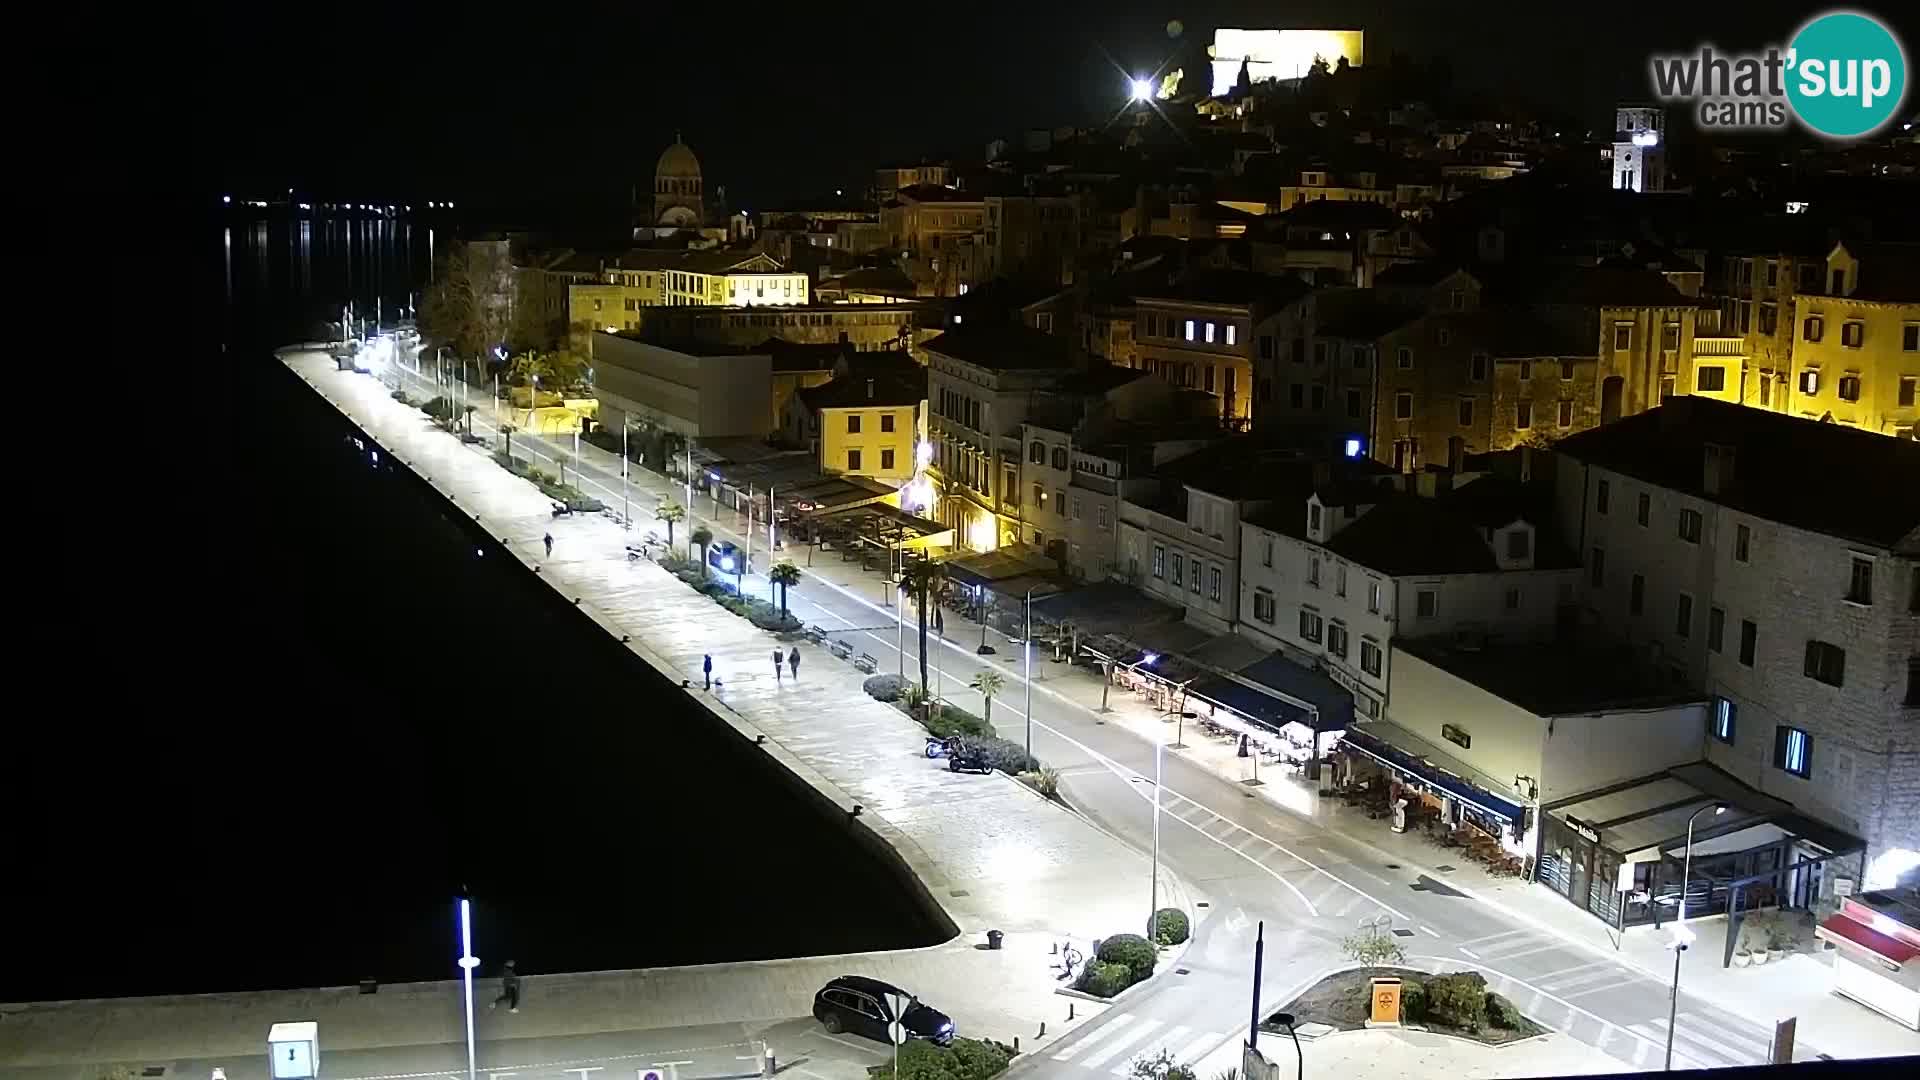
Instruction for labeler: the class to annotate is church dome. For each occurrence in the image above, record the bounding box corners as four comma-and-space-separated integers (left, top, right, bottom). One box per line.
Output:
656, 138, 702, 180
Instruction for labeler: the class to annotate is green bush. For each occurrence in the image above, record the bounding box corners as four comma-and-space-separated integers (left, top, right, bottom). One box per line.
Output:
1425, 972, 1489, 1031
1019, 767, 1061, 799
748, 608, 803, 633
924, 705, 994, 740
1097, 933, 1158, 984
1128, 1048, 1196, 1080
423, 395, 454, 420
864, 674, 911, 702
1340, 931, 1407, 971
1486, 991, 1525, 1030
390, 389, 415, 405
873, 1036, 1013, 1080
962, 735, 1036, 774
1150, 908, 1190, 946
1075, 960, 1134, 998
1399, 980, 1428, 1022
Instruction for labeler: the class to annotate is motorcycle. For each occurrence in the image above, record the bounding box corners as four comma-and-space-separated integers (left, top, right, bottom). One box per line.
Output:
925, 735, 959, 759
948, 746, 993, 774
550, 501, 573, 519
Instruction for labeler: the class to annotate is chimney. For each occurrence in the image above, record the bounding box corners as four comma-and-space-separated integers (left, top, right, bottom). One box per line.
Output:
866, 379, 875, 400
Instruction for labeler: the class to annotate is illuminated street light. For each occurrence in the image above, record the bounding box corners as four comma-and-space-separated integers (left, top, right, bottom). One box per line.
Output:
1130, 78, 1153, 102
456, 896, 480, 1080
1665, 802, 1728, 1071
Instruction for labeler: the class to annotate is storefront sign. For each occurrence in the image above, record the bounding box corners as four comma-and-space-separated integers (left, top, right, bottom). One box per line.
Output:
1617, 861, 1637, 893
1441, 723, 1471, 750
1567, 816, 1601, 844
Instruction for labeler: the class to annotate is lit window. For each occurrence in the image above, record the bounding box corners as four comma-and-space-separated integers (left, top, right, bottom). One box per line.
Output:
1360, 639, 1382, 676
1185, 319, 1196, 341
1710, 697, 1736, 744
1678, 509, 1702, 544
1205, 322, 1217, 344
1799, 369, 1819, 395
1774, 725, 1812, 779
1841, 321, 1864, 348
1226, 324, 1237, 346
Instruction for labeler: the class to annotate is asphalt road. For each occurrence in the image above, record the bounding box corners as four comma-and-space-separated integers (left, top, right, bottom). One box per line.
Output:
389, 365, 1801, 1076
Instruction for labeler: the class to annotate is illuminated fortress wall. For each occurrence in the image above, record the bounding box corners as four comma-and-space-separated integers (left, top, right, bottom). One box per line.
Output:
1210, 29, 1365, 95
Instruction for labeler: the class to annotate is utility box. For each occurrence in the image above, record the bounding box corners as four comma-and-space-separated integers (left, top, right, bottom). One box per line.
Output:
268, 1021, 319, 1080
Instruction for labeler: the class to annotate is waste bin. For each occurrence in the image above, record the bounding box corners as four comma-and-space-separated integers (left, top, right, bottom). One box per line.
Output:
986, 929, 1004, 950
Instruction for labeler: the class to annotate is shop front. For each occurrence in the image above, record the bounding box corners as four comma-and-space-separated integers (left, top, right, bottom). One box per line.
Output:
1334, 724, 1533, 867
1540, 761, 1864, 959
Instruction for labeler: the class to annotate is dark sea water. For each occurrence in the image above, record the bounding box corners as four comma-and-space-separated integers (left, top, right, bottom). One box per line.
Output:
3, 211, 941, 1002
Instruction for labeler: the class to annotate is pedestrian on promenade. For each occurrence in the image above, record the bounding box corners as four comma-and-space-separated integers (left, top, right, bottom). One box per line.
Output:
773, 648, 785, 682
788, 647, 801, 679
934, 607, 944, 636
703, 654, 714, 689
543, 532, 554, 558
490, 960, 521, 1013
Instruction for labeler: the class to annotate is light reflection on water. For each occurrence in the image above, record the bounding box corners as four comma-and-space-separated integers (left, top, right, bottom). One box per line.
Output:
222, 212, 433, 344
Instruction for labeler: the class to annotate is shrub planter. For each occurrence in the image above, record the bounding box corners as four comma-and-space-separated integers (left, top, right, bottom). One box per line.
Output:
1271, 967, 1546, 1045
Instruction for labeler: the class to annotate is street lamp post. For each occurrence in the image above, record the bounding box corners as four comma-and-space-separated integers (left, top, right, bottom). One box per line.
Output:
1269, 1010, 1304, 1080
1664, 802, 1728, 1070
456, 896, 480, 1080
621, 423, 630, 528
1147, 733, 1165, 941
1023, 586, 1040, 764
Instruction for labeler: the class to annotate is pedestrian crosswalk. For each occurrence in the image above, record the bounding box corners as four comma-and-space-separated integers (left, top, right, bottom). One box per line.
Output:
1049, 1013, 1233, 1075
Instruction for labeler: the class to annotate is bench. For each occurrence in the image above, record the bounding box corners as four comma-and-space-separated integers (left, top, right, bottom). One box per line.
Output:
805, 624, 829, 644
829, 639, 854, 660
853, 653, 878, 673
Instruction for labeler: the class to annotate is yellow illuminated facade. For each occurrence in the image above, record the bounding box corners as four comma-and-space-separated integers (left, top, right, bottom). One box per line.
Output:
1210, 28, 1364, 94
1791, 244, 1920, 438
567, 254, 809, 334
816, 403, 923, 487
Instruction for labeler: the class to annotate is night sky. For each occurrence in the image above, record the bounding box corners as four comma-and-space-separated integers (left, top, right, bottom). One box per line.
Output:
147, 0, 1886, 213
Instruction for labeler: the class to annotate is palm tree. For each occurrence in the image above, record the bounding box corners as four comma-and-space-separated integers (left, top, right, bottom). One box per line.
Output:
690, 526, 713, 570
655, 502, 686, 547
900, 558, 946, 692
970, 670, 1006, 723
769, 561, 802, 616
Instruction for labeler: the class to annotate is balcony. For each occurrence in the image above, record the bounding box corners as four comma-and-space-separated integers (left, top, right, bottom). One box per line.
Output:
1693, 336, 1746, 357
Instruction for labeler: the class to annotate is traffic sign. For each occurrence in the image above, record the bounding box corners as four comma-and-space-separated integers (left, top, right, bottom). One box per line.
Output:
883, 992, 913, 1045
639, 1070, 667, 1080
887, 1022, 908, 1046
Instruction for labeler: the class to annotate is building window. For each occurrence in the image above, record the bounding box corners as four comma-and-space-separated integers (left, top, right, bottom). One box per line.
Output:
1209, 566, 1222, 601
1070, 495, 1082, 519
1052, 447, 1069, 470
1846, 556, 1873, 605
1253, 589, 1275, 624
1804, 315, 1824, 342
1308, 556, 1322, 586
1309, 503, 1323, 533
1458, 398, 1474, 426
1336, 564, 1348, 597
1678, 509, 1702, 544
1905, 324, 1920, 352
1171, 553, 1184, 588
1416, 589, 1438, 618
1591, 547, 1606, 587
1227, 324, 1238, 346
847, 448, 862, 471
1900, 375, 1917, 406
1519, 359, 1532, 381
1837, 374, 1861, 402
1675, 593, 1693, 637
1029, 440, 1044, 464
1096, 505, 1110, 532
1185, 319, 1196, 341
1504, 586, 1522, 611
1759, 302, 1777, 335
1799, 369, 1819, 395
1739, 619, 1758, 666
1596, 479, 1611, 514
1204, 321, 1217, 344
1260, 335, 1274, 360
880, 448, 896, 471
1290, 383, 1305, 408
1734, 523, 1751, 562
847, 414, 862, 434
1774, 725, 1812, 779
1663, 322, 1681, 352
1560, 360, 1575, 381
1630, 573, 1645, 615
1394, 392, 1413, 420
1437, 327, 1452, 347
1360, 639, 1382, 676
1710, 697, 1736, 744
1153, 544, 1165, 579
1636, 493, 1651, 527
1613, 324, 1632, 351
1697, 366, 1726, 392
1558, 399, 1573, 427
1367, 581, 1382, 614
881, 413, 895, 433
1190, 563, 1203, 594
1470, 353, 1488, 381
1327, 622, 1349, 659
1298, 609, 1324, 643
1397, 347, 1413, 369
1516, 401, 1532, 429
1841, 321, 1864, 348
1708, 606, 1725, 652
1262, 538, 1274, 568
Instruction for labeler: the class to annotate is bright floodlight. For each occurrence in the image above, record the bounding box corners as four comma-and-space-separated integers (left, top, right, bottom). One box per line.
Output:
1130, 78, 1153, 102
1344, 437, 1362, 458
1142, 652, 1160, 665
720, 556, 736, 572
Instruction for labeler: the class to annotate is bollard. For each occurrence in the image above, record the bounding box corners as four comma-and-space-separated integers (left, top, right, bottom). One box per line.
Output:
1014, 1037, 1020, 1052
762, 1047, 775, 1079
1069, 1003, 1075, 1021
1038, 1022, 1046, 1038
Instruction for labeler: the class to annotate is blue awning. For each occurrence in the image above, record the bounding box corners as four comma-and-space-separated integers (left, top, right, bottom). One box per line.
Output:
1187, 675, 1312, 736
1339, 727, 1525, 823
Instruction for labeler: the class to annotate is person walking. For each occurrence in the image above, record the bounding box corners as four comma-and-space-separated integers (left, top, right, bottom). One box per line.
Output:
489, 960, 521, 1014
787, 646, 800, 679
772, 648, 785, 682
542, 532, 554, 558
702, 654, 714, 690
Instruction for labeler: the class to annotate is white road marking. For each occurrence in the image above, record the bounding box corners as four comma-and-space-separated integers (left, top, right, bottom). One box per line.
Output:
1419, 925, 1439, 937
1480, 941, 1572, 964
1080, 1018, 1165, 1069
1110, 1025, 1194, 1075
1174, 1031, 1227, 1068
1650, 1015, 1765, 1064
814, 1033, 886, 1056
1053, 1013, 1134, 1061
1630, 1022, 1713, 1070
1457, 928, 1529, 948
1458, 947, 1480, 959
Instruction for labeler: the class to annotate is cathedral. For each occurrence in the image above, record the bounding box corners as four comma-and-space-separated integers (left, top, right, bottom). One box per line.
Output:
653, 133, 705, 228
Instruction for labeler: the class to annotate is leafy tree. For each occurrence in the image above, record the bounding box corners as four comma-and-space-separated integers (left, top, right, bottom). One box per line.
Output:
769, 561, 802, 616
900, 558, 946, 692
690, 525, 713, 568
420, 243, 511, 362
969, 670, 1005, 723
1340, 929, 1406, 972
655, 502, 686, 547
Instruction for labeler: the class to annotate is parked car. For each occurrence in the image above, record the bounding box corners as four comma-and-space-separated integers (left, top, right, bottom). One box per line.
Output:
813, 975, 955, 1046
708, 540, 743, 573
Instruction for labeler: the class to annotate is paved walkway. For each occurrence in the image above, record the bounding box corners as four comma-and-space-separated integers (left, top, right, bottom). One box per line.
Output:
0, 351, 1199, 1074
